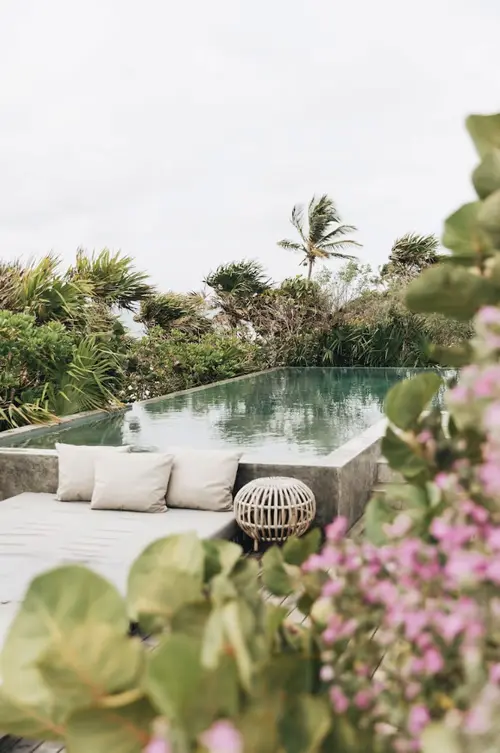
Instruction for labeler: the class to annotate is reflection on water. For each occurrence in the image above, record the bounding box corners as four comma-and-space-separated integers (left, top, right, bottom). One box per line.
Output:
1, 368, 443, 460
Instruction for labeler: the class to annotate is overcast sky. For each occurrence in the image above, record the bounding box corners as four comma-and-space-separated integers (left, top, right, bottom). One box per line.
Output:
0, 0, 498, 292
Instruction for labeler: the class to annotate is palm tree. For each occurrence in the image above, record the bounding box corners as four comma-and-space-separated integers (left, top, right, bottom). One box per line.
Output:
136, 292, 212, 338
67, 248, 154, 311
381, 233, 441, 280
277, 195, 361, 280
204, 260, 271, 327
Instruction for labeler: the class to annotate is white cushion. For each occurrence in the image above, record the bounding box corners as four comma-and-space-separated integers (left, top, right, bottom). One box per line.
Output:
165, 448, 242, 511
56, 443, 131, 502
91, 452, 174, 513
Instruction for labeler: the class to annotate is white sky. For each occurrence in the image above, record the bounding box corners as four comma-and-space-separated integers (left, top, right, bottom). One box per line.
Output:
0, 0, 498, 291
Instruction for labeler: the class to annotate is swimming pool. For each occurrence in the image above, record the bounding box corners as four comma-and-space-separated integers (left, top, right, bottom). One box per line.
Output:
0, 368, 439, 460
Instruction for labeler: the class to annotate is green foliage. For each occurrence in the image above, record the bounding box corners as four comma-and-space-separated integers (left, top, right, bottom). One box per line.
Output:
0, 533, 329, 753
384, 371, 442, 430
68, 248, 154, 311
366, 109, 500, 543
381, 232, 441, 280
277, 194, 361, 279
137, 292, 211, 338
124, 328, 259, 400
0, 310, 126, 430
204, 260, 271, 328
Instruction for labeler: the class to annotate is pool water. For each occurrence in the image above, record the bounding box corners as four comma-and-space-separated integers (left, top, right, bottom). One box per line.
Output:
0, 368, 441, 460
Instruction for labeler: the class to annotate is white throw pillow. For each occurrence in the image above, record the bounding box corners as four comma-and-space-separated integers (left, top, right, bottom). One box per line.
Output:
56, 443, 131, 502
165, 448, 242, 511
91, 452, 173, 513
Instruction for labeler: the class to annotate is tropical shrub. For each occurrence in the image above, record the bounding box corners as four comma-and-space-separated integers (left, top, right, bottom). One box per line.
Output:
0, 311, 72, 428
0, 250, 151, 430
124, 329, 259, 400
137, 292, 211, 338
204, 260, 271, 329
0, 310, 125, 430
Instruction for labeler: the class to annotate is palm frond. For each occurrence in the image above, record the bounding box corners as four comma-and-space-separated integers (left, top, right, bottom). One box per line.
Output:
68, 248, 154, 311
204, 260, 270, 297
277, 239, 305, 253
49, 336, 123, 415
290, 204, 307, 242
308, 195, 340, 246
318, 224, 359, 245
383, 232, 440, 279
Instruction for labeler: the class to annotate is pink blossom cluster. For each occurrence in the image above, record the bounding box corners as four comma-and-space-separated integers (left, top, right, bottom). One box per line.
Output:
304, 501, 500, 752
145, 720, 243, 753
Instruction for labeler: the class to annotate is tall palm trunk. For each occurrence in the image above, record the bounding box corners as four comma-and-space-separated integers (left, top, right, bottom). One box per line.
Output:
307, 258, 314, 280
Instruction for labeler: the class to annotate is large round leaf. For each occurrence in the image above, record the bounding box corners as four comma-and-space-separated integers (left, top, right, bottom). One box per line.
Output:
0, 687, 66, 741
38, 624, 144, 709
66, 698, 156, 753
441, 202, 484, 257
384, 372, 442, 430
478, 188, 500, 247
466, 113, 500, 158
146, 634, 240, 738
472, 149, 500, 199
406, 264, 499, 320
127, 534, 205, 630
1, 565, 130, 720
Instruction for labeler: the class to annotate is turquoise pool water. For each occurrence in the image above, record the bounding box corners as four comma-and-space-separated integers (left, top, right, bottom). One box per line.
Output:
0, 368, 440, 460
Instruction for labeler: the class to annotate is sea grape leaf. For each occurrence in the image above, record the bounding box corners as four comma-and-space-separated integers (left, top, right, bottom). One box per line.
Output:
283, 528, 322, 566
262, 546, 295, 596
1, 566, 129, 722
406, 264, 498, 320
384, 372, 442, 430
65, 699, 156, 753
381, 426, 429, 480
472, 149, 500, 199
442, 202, 484, 256
127, 534, 205, 629
466, 113, 500, 158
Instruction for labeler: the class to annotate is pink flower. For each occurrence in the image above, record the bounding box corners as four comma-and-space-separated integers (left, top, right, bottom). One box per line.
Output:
448, 385, 468, 404
488, 528, 500, 550
384, 513, 413, 539
200, 721, 243, 753
330, 686, 349, 713
405, 682, 421, 700
484, 402, 500, 431
476, 306, 500, 326
144, 738, 171, 753
423, 647, 444, 674
434, 472, 451, 490
479, 461, 500, 495
490, 664, 500, 684
486, 559, 500, 584
320, 665, 335, 682
464, 705, 490, 735
326, 517, 348, 542
417, 430, 432, 443
354, 690, 372, 709
408, 705, 430, 736
439, 613, 466, 642
322, 578, 345, 597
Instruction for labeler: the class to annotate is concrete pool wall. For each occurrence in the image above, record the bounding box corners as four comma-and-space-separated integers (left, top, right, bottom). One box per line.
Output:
0, 417, 386, 527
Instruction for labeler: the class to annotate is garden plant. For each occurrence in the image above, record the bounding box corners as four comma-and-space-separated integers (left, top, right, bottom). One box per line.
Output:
1, 112, 500, 752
